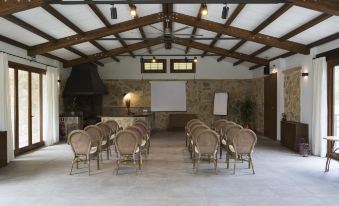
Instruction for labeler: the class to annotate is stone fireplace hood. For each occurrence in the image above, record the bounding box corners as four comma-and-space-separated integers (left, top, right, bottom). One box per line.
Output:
63, 63, 107, 96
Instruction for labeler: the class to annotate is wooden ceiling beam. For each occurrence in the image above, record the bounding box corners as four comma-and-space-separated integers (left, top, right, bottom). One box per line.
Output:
175, 39, 269, 66
129, 4, 152, 54
234, 12, 331, 66
171, 12, 310, 55
185, 4, 203, 54
0, 0, 49, 17
162, 3, 173, 49
288, 0, 339, 16
201, 3, 246, 57
42, 5, 120, 63
218, 3, 292, 62
27, 12, 164, 56
3, 14, 103, 67
64, 39, 162, 68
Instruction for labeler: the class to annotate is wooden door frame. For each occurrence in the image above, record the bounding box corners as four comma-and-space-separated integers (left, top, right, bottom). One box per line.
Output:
327, 59, 339, 136
8, 62, 45, 156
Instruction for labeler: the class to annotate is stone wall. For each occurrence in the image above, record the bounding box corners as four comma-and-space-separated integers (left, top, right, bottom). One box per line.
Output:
283, 67, 301, 122
101, 79, 264, 132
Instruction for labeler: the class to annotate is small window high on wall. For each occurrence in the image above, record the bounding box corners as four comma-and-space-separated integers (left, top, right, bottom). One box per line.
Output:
141, 59, 166, 73
170, 59, 196, 73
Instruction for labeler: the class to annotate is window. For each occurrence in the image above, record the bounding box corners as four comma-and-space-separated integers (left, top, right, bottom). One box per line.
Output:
170, 59, 196, 73
9, 62, 45, 155
141, 59, 166, 73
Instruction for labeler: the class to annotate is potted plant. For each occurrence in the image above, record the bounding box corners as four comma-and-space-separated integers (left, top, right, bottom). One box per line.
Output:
68, 97, 78, 115
240, 98, 256, 129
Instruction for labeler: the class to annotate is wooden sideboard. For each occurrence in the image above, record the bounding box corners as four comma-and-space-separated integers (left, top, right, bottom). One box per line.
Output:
168, 114, 197, 131
0, 131, 7, 168
281, 121, 308, 152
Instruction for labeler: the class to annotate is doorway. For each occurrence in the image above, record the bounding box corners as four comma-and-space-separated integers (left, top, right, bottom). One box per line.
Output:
264, 73, 277, 140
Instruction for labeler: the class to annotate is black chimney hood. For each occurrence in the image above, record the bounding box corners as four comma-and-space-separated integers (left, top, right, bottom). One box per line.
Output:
63, 63, 107, 96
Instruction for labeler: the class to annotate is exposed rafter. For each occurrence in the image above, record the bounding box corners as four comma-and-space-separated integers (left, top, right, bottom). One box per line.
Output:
27, 12, 164, 56
171, 12, 310, 55
234, 12, 332, 66
201, 3, 246, 57
3, 14, 103, 66
0, 0, 49, 17
217, 3, 292, 62
128, 4, 152, 54
184, 4, 202, 54
42, 4, 120, 63
175, 39, 269, 66
64, 39, 162, 68
162, 3, 173, 49
287, 0, 339, 16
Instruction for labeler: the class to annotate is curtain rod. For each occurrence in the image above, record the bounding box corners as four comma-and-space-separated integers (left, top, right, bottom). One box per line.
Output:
0, 51, 57, 68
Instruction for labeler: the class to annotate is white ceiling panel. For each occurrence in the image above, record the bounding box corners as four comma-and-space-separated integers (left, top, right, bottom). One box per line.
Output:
241, 61, 256, 68
260, 6, 321, 38
256, 47, 289, 59
289, 16, 339, 45
13, 7, 76, 39
143, 22, 164, 38
202, 4, 240, 24
136, 4, 162, 17
236, 41, 265, 55
174, 4, 201, 17
0, 18, 47, 46
71, 42, 102, 55
96, 4, 132, 24
195, 29, 217, 45
224, 57, 239, 63
231, 4, 282, 31
119, 29, 142, 45
215, 35, 241, 50
51, 5, 105, 32
48, 48, 80, 61
95, 35, 122, 50
100, 57, 114, 64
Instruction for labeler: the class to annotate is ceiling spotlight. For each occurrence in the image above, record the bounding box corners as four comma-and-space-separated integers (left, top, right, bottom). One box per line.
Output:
152, 56, 156, 63
193, 56, 198, 63
130, 4, 137, 17
222, 4, 229, 19
201, 3, 208, 16
110, 4, 117, 19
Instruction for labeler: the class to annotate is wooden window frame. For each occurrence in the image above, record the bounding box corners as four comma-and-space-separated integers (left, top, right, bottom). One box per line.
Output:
141, 59, 167, 73
170, 59, 196, 73
8, 62, 45, 156
327, 59, 339, 136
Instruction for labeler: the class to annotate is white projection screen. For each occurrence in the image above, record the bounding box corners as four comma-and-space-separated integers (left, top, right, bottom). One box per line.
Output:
150, 81, 186, 112
213, 92, 228, 115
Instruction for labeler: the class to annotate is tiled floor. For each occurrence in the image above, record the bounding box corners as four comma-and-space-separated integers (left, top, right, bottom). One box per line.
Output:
1, 131, 339, 206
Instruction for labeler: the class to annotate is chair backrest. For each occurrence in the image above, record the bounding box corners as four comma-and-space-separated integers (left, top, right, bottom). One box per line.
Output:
134, 119, 149, 128
226, 124, 243, 143
133, 123, 148, 140
220, 122, 237, 137
68, 130, 91, 156
125, 126, 144, 145
105, 120, 119, 134
233, 129, 257, 154
84, 125, 102, 147
196, 130, 219, 155
213, 119, 229, 133
191, 125, 210, 143
186, 119, 200, 128
96, 122, 111, 140
188, 121, 204, 133
115, 130, 139, 155
133, 122, 149, 135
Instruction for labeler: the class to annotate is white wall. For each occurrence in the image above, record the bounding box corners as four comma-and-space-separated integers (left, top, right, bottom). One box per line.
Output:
0, 41, 62, 70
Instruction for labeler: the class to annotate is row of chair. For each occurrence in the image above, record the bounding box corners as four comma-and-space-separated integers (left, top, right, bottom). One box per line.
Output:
186, 119, 257, 174
67, 119, 150, 176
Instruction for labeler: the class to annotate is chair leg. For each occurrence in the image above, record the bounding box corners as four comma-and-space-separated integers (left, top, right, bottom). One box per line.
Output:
116, 160, 120, 176
88, 158, 91, 176
101, 149, 104, 163
248, 155, 251, 169
233, 155, 237, 175
325, 157, 331, 172
76, 157, 79, 169
196, 158, 200, 174
214, 157, 218, 174
69, 157, 75, 175
226, 153, 229, 169
250, 155, 255, 174
106, 146, 110, 160
139, 152, 142, 170
133, 160, 138, 174
97, 153, 100, 170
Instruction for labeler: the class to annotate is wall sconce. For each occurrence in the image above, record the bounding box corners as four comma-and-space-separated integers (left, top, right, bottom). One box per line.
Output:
123, 93, 132, 115
302, 72, 309, 77
271, 65, 278, 74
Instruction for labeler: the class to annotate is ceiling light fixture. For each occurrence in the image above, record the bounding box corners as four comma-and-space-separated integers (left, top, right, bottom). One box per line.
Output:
201, 3, 208, 16
110, 4, 117, 19
221, 3, 229, 19
130, 4, 137, 17
193, 56, 198, 63
152, 56, 156, 63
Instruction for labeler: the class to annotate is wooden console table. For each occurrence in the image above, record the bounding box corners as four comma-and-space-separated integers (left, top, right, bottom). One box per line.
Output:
0, 131, 7, 168
281, 121, 308, 152
168, 114, 197, 131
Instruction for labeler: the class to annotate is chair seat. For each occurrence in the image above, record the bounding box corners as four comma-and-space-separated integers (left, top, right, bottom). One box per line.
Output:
90, 146, 98, 154
102, 140, 107, 146
222, 139, 227, 145
228, 145, 235, 153
141, 140, 147, 147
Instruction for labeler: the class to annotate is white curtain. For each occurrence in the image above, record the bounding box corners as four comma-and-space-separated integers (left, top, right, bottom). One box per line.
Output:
43, 66, 59, 146
311, 57, 328, 157
0, 52, 14, 162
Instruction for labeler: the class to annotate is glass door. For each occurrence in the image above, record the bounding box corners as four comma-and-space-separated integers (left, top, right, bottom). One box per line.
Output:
333, 66, 339, 136
9, 62, 44, 155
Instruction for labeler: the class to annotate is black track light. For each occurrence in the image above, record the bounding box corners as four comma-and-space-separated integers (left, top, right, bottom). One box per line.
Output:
111, 4, 117, 19
222, 4, 229, 19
